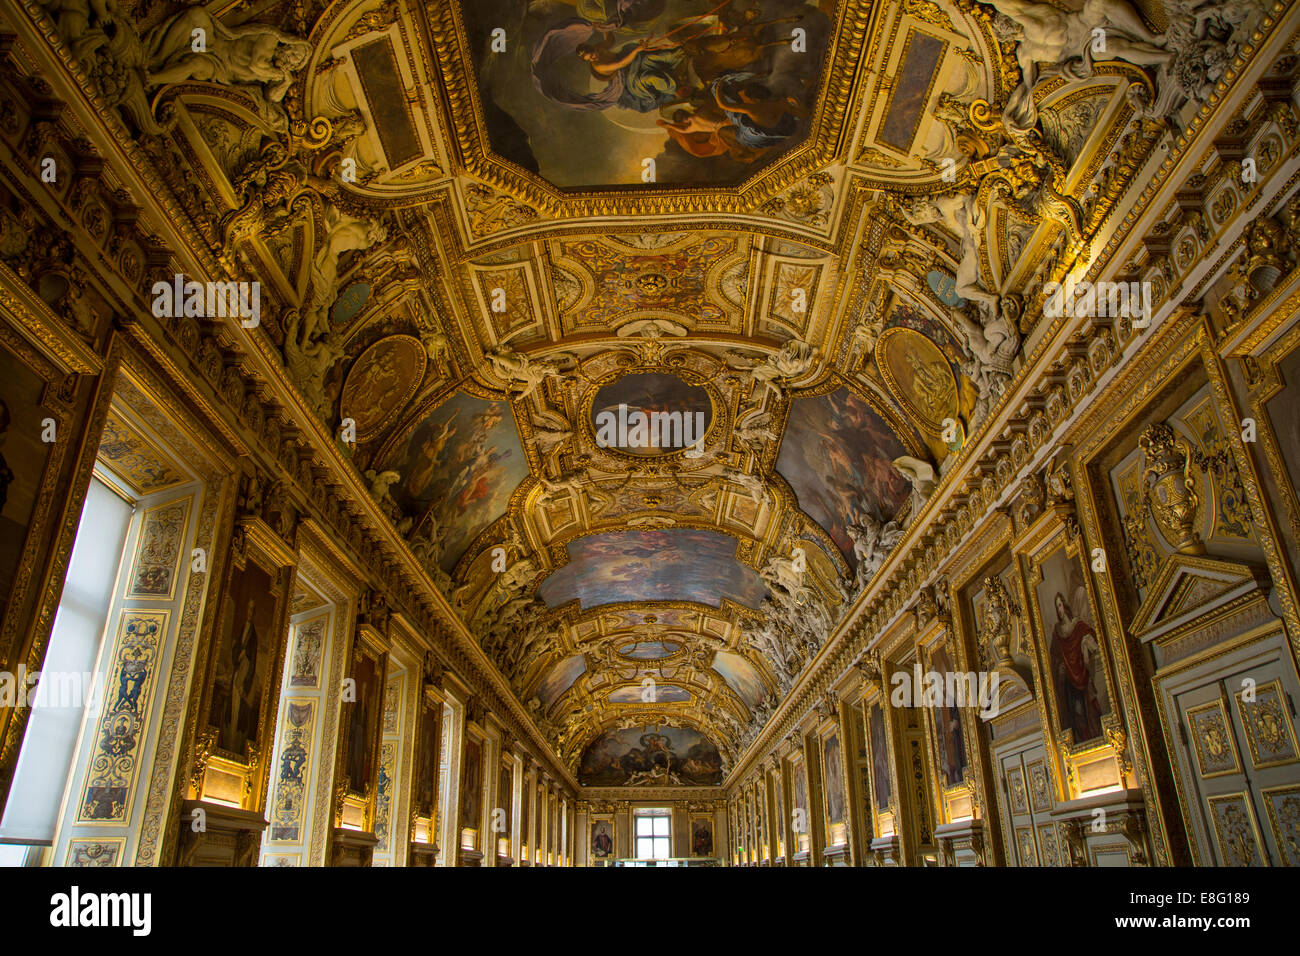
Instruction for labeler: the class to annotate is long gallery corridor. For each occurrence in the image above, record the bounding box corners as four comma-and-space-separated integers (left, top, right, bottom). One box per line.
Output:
0, 1, 1296, 915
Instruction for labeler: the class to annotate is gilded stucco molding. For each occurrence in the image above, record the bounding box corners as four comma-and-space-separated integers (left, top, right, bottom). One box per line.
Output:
0, 7, 581, 799
728, 5, 1300, 785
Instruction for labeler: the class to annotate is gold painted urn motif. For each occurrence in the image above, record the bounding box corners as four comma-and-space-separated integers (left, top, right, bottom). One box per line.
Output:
1245, 215, 1289, 294
980, 575, 1017, 668
1139, 423, 1205, 555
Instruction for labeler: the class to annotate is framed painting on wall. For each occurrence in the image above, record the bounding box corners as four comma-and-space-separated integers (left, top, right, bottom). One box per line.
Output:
1031, 539, 1112, 748
822, 732, 846, 826
196, 528, 293, 809
342, 642, 387, 800
0, 333, 75, 669
0, 344, 54, 624
413, 696, 442, 822
497, 760, 513, 847
519, 777, 531, 861
926, 643, 969, 789
691, 816, 714, 858
1252, 333, 1300, 558
773, 766, 787, 857
590, 817, 614, 860
791, 756, 810, 854
461, 737, 483, 839
868, 701, 892, 814
822, 731, 847, 846
208, 554, 287, 762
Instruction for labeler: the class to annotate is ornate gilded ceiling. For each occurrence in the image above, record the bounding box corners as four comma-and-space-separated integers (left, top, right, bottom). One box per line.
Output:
48, 0, 1268, 784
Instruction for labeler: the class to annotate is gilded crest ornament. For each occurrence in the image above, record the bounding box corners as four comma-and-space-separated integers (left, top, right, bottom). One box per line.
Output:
1139, 423, 1205, 555
1014, 473, 1045, 529
854, 650, 883, 689
1102, 717, 1133, 779
189, 728, 218, 797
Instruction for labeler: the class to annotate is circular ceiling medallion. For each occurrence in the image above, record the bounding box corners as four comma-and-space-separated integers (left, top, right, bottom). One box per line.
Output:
877, 327, 959, 436
340, 335, 427, 441
588, 371, 714, 458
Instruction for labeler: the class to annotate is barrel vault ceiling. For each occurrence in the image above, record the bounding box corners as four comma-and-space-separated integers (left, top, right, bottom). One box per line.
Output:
25, 0, 1265, 784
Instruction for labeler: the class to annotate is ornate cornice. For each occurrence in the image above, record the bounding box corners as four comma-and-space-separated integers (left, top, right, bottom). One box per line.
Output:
0, 8, 580, 794
725, 2, 1300, 785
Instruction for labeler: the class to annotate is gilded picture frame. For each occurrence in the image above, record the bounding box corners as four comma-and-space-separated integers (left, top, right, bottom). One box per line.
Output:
337, 628, 390, 831
1020, 522, 1121, 762
196, 519, 295, 812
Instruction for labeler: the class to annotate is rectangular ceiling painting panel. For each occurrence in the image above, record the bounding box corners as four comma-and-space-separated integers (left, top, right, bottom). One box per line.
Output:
538, 529, 765, 610
578, 725, 723, 786
875, 28, 946, 153
351, 37, 423, 168
459, 0, 834, 188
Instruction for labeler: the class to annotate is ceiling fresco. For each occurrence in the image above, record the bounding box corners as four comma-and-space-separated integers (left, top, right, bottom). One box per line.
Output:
537, 654, 589, 708
618, 639, 683, 659
381, 391, 529, 572
712, 650, 768, 708
776, 388, 912, 565
537, 529, 767, 609
458, 0, 836, 189
96, 0, 1265, 782
578, 725, 724, 786
609, 683, 693, 703
590, 371, 714, 455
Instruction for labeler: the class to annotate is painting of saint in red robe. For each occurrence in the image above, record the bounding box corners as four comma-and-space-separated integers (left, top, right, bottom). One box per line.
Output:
1038, 550, 1111, 744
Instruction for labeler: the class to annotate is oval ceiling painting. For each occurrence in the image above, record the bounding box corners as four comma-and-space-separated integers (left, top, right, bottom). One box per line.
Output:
877, 327, 959, 436
330, 280, 371, 326
590, 372, 713, 457
340, 335, 426, 441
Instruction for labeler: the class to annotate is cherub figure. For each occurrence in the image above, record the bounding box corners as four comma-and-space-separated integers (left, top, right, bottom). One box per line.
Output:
538, 464, 613, 514
734, 411, 778, 452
